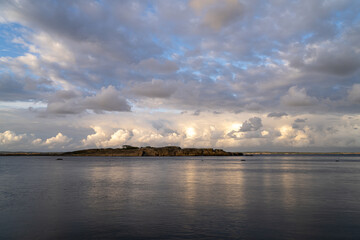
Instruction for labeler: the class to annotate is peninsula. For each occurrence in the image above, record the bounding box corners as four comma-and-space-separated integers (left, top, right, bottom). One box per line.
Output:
0, 146, 243, 157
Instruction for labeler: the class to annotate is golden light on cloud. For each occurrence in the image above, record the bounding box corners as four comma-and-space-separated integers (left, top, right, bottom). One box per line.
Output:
261, 130, 269, 136
185, 127, 196, 138
279, 125, 292, 139
230, 123, 242, 131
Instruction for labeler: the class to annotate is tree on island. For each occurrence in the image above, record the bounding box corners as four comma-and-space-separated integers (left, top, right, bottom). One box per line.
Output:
122, 145, 139, 149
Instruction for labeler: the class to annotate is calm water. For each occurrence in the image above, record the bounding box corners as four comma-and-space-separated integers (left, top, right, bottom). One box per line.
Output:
1, 155, 360, 240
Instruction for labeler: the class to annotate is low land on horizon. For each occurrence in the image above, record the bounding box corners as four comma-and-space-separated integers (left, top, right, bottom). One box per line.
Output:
1, 146, 360, 156
0, 146, 243, 156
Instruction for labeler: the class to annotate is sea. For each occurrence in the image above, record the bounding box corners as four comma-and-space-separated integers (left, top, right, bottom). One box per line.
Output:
1, 155, 360, 240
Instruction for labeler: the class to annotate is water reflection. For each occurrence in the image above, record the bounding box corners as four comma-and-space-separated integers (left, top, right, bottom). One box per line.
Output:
84, 159, 248, 221
279, 162, 298, 209
181, 160, 246, 211
182, 160, 198, 207
1, 156, 360, 239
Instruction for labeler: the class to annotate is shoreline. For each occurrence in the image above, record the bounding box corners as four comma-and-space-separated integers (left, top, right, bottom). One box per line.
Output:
0, 146, 242, 157
1, 146, 360, 157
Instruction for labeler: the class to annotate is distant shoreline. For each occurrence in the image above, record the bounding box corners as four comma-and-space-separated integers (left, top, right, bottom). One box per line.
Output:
1, 146, 360, 156
0, 146, 242, 157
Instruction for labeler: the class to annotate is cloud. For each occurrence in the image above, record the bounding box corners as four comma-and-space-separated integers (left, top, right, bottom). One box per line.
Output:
189, 0, 243, 30
0, 130, 25, 144
294, 118, 307, 123
31, 133, 72, 149
227, 117, 264, 140
102, 129, 133, 148
2, 110, 360, 152
239, 117, 263, 132
0, 71, 52, 102
348, 84, 360, 103
275, 125, 313, 147
0, 74, 29, 101
0, 130, 72, 151
151, 119, 178, 135
193, 110, 201, 116
131, 79, 177, 98
81, 125, 181, 149
1, 0, 359, 115
43, 133, 71, 146
81, 126, 108, 147
281, 86, 318, 107
83, 86, 130, 113
288, 37, 360, 76
137, 58, 178, 74
30, 32, 75, 67
292, 122, 305, 130
46, 86, 131, 114
267, 112, 288, 118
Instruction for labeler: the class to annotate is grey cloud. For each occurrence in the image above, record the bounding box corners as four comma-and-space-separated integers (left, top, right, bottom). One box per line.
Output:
46, 101, 83, 115
3, 0, 163, 63
309, 51, 360, 76
228, 130, 266, 140
292, 123, 304, 130
83, 86, 130, 113
0, 74, 29, 101
190, 0, 243, 31
151, 119, 178, 135
294, 118, 307, 123
245, 102, 263, 111
193, 110, 201, 116
289, 43, 360, 76
291, 119, 308, 131
1, 0, 164, 91
243, 131, 264, 139
227, 117, 264, 140
281, 86, 318, 107
47, 86, 130, 114
267, 112, 288, 118
0, 74, 51, 101
131, 79, 177, 98
240, 117, 262, 132
348, 84, 360, 103
203, 1, 243, 31
49, 90, 79, 101
137, 58, 178, 74
166, 79, 243, 112
152, 120, 170, 131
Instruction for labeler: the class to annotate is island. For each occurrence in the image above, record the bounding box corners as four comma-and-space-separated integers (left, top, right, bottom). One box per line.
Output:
0, 146, 243, 157
62, 146, 244, 156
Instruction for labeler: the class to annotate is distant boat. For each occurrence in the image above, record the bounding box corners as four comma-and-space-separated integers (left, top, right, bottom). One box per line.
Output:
241, 159, 246, 161
56, 158, 63, 160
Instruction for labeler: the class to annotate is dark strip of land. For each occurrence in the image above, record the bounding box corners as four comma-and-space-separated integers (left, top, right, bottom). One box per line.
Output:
0, 146, 243, 157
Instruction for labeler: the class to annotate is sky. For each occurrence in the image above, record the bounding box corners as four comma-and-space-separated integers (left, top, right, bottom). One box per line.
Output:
0, 0, 360, 152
